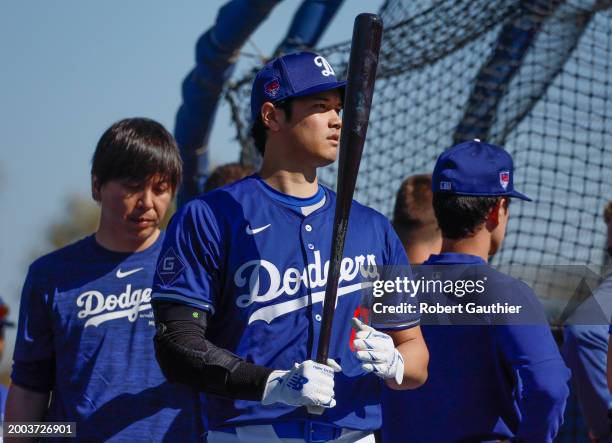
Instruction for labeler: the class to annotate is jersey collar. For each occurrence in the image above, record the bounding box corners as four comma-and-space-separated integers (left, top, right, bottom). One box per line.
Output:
254, 175, 325, 207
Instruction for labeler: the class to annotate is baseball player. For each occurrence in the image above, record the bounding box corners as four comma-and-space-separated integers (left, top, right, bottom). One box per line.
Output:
381, 140, 570, 443
6, 118, 202, 442
392, 174, 441, 264
152, 51, 429, 443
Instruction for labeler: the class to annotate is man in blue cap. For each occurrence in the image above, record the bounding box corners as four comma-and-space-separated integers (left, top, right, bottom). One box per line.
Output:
151, 51, 429, 442
0, 295, 15, 421
381, 140, 570, 442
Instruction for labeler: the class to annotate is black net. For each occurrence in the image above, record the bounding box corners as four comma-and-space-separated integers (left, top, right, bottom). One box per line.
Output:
226, 0, 612, 283
226, 1, 612, 438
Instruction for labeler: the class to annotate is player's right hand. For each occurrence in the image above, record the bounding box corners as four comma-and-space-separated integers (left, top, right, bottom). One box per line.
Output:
261, 359, 341, 408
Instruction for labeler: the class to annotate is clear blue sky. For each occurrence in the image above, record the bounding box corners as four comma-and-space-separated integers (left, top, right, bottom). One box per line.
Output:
0, 1, 383, 370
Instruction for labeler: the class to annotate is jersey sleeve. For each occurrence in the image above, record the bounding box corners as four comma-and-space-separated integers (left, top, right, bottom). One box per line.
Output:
493, 283, 571, 443
152, 199, 224, 313
562, 324, 612, 439
370, 218, 420, 331
11, 264, 55, 392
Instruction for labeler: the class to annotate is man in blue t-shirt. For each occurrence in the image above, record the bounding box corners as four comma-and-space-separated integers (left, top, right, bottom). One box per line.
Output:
6, 118, 202, 442
151, 52, 429, 442
381, 140, 571, 443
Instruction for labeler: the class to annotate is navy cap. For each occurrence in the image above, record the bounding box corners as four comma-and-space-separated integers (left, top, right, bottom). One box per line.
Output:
0, 295, 14, 328
432, 139, 532, 201
250, 51, 346, 122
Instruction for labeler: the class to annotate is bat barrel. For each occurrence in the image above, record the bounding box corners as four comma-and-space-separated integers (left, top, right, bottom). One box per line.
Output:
315, 13, 383, 365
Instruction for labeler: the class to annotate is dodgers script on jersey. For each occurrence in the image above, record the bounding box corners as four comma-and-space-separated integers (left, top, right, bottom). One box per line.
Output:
12, 234, 201, 442
153, 175, 420, 431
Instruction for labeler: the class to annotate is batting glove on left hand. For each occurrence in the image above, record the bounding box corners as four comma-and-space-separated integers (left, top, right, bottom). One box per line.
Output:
261, 359, 341, 408
351, 317, 404, 385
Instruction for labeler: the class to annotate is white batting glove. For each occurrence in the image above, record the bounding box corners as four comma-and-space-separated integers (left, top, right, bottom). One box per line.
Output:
352, 317, 404, 385
262, 359, 341, 408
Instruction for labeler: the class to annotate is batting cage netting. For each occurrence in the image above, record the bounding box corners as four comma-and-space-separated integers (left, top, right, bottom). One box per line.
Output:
228, 0, 612, 298
225, 1, 611, 438
227, 0, 612, 290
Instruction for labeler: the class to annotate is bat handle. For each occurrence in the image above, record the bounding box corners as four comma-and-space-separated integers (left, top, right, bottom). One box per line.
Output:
307, 405, 325, 415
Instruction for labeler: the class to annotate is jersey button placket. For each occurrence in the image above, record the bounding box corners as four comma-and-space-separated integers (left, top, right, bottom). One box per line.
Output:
301, 220, 323, 345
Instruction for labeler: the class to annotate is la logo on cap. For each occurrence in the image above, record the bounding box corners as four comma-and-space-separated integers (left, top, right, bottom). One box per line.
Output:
314, 55, 335, 77
499, 171, 510, 190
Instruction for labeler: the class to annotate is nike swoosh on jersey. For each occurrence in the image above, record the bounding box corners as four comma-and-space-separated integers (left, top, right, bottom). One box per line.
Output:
245, 224, 271, 235
116, 267, 144, 279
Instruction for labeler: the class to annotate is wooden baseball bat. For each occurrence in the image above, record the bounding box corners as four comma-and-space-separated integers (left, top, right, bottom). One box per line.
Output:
316, 12, 383, 365
308, 15, 383, 416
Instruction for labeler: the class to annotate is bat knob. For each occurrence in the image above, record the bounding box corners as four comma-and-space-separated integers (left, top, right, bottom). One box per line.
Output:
355, 13, 383, 29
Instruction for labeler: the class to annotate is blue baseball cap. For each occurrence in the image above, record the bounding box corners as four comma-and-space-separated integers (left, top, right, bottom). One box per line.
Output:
0, 295, 14, 328
250, 51, 346, 122
432, 139, 532, 201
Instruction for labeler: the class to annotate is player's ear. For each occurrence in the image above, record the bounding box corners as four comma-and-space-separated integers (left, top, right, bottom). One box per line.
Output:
486, 199, 503, 227
261, 102, 282, 132
91, 175, 101, 202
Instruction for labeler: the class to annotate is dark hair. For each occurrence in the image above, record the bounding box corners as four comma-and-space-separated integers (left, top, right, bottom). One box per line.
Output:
393, 174, 439, 240
250, 100, 294, 156
91, 118, 182, 192
604, 200, 612, 224
204, 162, 255, 192
432, 194, 501, 239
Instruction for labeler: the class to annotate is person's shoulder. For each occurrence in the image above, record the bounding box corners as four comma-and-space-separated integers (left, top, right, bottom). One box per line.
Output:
203, 174, 257, 202
28, 235, 94, 284
492, 267, 533, 290
485, 266, 541, 303
475, 266, 549, 325
171, 176, 259, 234
30, 235, 93, 272
181, 175, 256, 216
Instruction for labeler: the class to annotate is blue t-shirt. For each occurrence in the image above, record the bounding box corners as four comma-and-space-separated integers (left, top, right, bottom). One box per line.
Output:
381, 252, 570, 443
153, 175, 419, 431
12, 234, 202, 442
